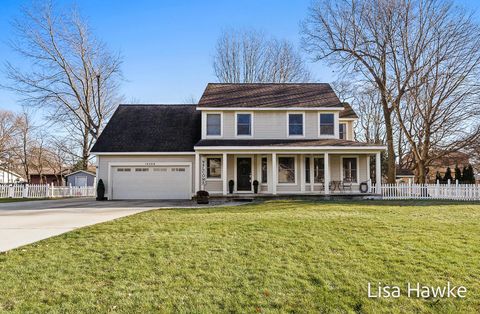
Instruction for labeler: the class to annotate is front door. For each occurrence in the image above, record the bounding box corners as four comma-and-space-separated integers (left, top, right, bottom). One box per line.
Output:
236, 157, 252, 191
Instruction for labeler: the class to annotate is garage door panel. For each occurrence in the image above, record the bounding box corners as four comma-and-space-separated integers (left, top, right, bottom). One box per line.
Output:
112, 166, 191, 200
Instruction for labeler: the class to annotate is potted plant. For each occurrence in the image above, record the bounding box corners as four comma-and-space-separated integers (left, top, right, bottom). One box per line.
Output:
228, 180, 234, 194
253, 180, 259, 194
196, 190, 209, 204
96, 179, 106, 201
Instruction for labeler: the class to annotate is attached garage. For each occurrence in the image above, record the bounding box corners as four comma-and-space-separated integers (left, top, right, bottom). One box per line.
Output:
111, 165, 191, 200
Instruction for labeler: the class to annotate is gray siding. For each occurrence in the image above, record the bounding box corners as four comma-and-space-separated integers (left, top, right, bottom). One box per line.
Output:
66, 172, 96, 186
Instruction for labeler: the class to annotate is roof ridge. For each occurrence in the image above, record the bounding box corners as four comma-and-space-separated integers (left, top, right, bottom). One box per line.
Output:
207, 82, 330, 85
118, 104, 197, 107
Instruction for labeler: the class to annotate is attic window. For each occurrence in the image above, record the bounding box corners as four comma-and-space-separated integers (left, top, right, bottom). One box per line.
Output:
320, 113, 334, 135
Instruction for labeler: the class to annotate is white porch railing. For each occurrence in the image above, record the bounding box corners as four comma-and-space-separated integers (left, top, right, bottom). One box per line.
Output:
372, 182, 480, 201
0, 184, 96, 199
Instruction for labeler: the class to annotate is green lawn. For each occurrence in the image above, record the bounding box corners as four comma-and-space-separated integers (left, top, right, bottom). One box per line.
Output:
1, 200, 479, 313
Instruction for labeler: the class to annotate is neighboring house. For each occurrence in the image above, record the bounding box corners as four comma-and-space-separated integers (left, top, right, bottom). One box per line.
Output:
91, 83, 386, 200
29, 168, 65, 186
0, 168, 24, 184
396, 167, 415, 183
65, 170, 96, 187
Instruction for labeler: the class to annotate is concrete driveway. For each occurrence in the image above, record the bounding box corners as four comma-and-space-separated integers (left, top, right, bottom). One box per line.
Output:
0, 198, 226, 252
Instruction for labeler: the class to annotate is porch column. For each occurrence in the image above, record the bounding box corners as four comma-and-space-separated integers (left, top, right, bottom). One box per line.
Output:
366, 154, 371, 193
222, 153, 228, 195
300, 154, 305, 193
194, 153, 200, 193
324, 152, 330, 195
375, 152, 382, 193
272, 153, 277, 195
310, 154, 314, 192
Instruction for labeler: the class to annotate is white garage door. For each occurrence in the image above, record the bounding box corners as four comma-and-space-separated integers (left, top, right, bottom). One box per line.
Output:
112, 165, 191, 200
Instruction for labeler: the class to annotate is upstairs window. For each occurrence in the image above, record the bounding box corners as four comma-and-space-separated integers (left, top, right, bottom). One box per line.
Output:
288, 113, 304, 136
206, 114, 221, 136
339, 123, 347, 139
320, 113, 334, 135
236, 113, 252, 136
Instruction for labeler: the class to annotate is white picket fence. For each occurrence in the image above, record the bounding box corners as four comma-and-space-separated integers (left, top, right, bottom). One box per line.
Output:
372, 182, 480, 201
0, 184, 96, 199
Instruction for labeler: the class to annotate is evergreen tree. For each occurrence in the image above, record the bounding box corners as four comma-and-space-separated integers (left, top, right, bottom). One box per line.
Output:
465, 164, 475, 184
444, 167, 453, 183
462, 165, 470, 184
454, 165, 462, 183
435, 171, 442, 183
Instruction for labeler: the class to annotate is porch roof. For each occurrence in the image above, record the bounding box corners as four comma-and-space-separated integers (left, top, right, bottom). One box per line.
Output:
194, 139, 385, 150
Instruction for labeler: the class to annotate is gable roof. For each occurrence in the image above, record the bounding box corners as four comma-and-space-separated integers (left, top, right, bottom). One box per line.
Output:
198, 83, 343, 108
65, 170, 96, 177
339, 103, 358, 119
90, 105, 201, 153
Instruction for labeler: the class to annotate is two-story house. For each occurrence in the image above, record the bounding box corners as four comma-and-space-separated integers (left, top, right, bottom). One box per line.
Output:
91, 83, 385, 200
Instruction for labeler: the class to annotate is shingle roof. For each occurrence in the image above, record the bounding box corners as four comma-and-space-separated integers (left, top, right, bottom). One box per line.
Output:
339, 103, 358, 119
91, 105, 201, 153
198, 83, 343, 108
195, 139, 382, 147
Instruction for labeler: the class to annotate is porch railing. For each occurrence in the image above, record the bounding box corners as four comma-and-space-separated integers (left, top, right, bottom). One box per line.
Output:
372, 182, 480, 201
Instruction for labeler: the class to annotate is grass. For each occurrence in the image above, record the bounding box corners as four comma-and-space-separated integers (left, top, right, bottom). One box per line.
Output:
1, 200, 479, 313
0, 198, 48, 203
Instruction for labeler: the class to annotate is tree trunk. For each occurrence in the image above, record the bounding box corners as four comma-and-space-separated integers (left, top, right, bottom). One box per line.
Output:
381, 95, 396, 183
417, 159, 426, 184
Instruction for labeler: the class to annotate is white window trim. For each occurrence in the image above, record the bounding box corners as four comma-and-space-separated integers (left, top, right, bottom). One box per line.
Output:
203, 112, 223, 138
340, 156, 360, 183
235, 112, 254, 138
205, 155, 223, 181
286, 112, 305, 138
318, 112, 338, 138
277, 155, 297, 185
234, 155, 254, 193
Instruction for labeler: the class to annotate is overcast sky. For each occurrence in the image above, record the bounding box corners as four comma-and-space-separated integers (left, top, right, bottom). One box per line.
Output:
1, 0, 479, 112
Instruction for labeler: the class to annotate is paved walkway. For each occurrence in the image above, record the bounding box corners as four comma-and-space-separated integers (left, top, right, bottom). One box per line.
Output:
0, 198, 230, 252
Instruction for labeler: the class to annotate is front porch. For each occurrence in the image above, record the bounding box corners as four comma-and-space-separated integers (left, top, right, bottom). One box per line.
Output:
194, 151, 382, 196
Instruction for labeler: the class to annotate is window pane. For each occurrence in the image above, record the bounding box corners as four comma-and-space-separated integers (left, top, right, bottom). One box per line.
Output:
207, 158, 222, 178
314, 158, 324, 183
288, 114, 303, 136
320, 114, 334, 124
278, 157, 295, 183
289, 124, 303, 135
261, 157, 267, 183
237, 124, 251, 135
320, 114, 334, 135
339, 124, 346, 139
305, 157, 310, 183
343, 158, 357, 182
207, 114, 221, 135
237, 114, 251, 124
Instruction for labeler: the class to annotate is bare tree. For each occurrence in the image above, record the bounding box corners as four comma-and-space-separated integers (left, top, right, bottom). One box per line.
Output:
3, 2, 123, 169
302, 0, 450, 182
12, 111, 35, 183
393, 7, 480, 183
213, 29, 311, 83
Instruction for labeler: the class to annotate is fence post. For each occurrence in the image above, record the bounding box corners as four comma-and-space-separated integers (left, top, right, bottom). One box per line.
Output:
69, 183, 72, 197
23, 184, 29, 198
